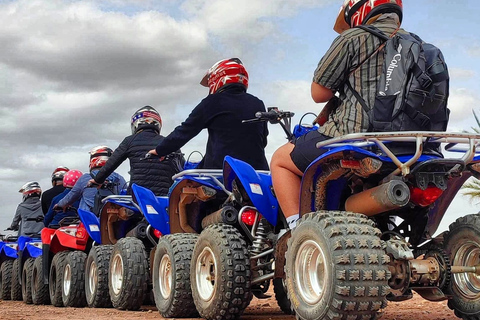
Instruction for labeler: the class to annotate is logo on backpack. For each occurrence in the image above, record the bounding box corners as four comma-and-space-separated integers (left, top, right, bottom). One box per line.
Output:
350, 25, 450, 132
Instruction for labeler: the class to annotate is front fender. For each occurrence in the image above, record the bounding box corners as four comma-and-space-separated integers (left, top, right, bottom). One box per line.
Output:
78, 209, 101, 244
223, 156, 279, 226
132, 183, 170, 235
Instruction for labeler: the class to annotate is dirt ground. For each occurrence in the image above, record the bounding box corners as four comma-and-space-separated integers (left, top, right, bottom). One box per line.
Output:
0, 292, 457, 320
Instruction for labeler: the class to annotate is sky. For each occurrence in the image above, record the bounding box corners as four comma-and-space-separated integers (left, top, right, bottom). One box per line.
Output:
1, 0, 480, 235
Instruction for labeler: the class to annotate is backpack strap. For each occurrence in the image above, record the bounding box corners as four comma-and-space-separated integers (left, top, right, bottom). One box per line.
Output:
356, 25, 390, 41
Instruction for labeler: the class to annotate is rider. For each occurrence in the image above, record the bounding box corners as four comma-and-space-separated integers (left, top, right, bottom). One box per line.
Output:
148, 58, 269, 170
41, 166, 69, 214
90, 106, 184, 196
44, 169, 83, 227
271, 0, 404, 229
55, 146, 126, 214
8, 182, 44, 236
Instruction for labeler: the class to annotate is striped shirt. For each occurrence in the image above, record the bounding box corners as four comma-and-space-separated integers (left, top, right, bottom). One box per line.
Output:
313, 14, 402, 137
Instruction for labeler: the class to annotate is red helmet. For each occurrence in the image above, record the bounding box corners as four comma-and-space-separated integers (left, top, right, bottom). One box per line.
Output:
334, 0, 402, 34
63, 169, 83, 188
51, 166, 69, 182
131, 106, 162, 135
89, 146, 113, 170
200, 58, 249, 94
19, 181, 42, 199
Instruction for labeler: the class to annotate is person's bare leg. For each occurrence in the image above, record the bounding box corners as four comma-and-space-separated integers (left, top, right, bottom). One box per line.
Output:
271, 142, 303, 228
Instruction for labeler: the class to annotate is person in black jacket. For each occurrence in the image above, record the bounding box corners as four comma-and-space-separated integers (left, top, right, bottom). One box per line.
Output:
148, 58, 269, 170
41, 166, 69, 214
90, 106, 184, 196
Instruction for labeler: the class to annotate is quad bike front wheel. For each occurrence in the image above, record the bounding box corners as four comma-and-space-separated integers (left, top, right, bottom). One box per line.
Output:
11, 259, 22, 300
22, 258, 35, 304
109, 237, 149, 310
32, 256, 50, 305
62, 251, 87, 307
153, 233, 199, 318
285, 211, 390, 320
444, 213, 480, 319
0, 260, 13, 300
85, 245, 112, 308
191, 224, 252, 320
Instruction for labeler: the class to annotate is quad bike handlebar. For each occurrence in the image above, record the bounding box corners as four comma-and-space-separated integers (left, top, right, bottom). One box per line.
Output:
243, 107, 296, 141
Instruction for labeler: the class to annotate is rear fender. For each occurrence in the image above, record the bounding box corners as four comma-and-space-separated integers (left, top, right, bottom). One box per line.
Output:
50, 225, 86, 253
132, 183, 170, 235
78, 209, 101, 244
223, 156, 279, 226
25, 240, 43, 259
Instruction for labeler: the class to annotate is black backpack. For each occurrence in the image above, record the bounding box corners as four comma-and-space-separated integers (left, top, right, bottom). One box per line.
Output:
90, 173, 117, 216
348, 25, 450, 132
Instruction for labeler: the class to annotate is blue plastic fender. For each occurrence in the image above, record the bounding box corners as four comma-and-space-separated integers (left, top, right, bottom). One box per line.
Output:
78, 209, 102, 244
2, 243, 18, 259
132, 183, 170, 236
18, 236, 42, 259
223, 156, 279, 226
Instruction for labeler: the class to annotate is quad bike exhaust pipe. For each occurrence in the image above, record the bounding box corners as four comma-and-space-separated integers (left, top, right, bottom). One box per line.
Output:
345, 180, 410, 216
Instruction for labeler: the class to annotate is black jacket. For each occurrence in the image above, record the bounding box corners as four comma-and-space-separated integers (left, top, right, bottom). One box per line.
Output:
94, 128, 183, 196
41, 184, 66, 214
155, 85, 269, 170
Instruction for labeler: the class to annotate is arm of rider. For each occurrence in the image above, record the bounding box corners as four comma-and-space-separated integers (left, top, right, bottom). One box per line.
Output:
311, 82, 335, 103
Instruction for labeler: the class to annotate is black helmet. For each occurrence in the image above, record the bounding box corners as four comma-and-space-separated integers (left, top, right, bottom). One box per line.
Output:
131, 106, 162, 134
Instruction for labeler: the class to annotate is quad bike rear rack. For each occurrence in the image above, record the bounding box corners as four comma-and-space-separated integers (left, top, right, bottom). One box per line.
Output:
316, 131, 480, 177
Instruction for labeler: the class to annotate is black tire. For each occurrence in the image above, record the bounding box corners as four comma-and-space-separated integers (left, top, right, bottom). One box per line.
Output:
285, 211, 390, 320
10, 259, 22, 301
444, 213, 480, 319
273, 278, 293, 315
22, 258, 35, 304
109, 237, 149, 310
62, 251, 87, 307
0, 260, 13, 300
32, 256, 50, 305
49, 251, 68, 307
191, 224, 252, 320
85, 245, 113, 308
153, 233, 199, 318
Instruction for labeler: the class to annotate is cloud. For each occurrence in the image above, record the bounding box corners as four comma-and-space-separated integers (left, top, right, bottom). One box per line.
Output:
445, 88, 480, 132
449, 68, 475, 81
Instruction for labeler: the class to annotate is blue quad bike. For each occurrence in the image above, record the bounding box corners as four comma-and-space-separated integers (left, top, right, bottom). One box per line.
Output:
283, 131, 480, 320
135, 109, 318, 319
16, 234, 43, 305
77, 184, 173, 310
0, 232, 20, 300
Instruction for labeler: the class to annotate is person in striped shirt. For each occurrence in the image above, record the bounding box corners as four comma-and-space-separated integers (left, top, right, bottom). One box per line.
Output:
271, 0, 404, 230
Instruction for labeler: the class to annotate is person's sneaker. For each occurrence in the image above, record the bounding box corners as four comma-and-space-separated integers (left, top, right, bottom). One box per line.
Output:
286, 214, 300, 229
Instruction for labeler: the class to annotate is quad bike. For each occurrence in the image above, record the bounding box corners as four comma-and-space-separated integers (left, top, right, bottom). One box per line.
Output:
77, 183, 172, 310
40, 214, 90, 308
0, 232, 19, 300
282, 131, 480, 320
16, 234, 43, 304
142, 108, 315, 319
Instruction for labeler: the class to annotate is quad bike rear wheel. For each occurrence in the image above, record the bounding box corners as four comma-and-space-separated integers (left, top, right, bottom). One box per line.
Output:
22, 258, 35, 304
49, 251, 69, 307
153, 233, 199, 318
62, 251, 87, 307
85, 245, 113, 308
285, 211, 390, 320
32, 256, 50, 305
109, 237, 149, 310
191, 224, 252, 320
11, 259, 22, 300
273, 277, 293, 315
444, 213, 480, 319
0, 260, 13, 300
